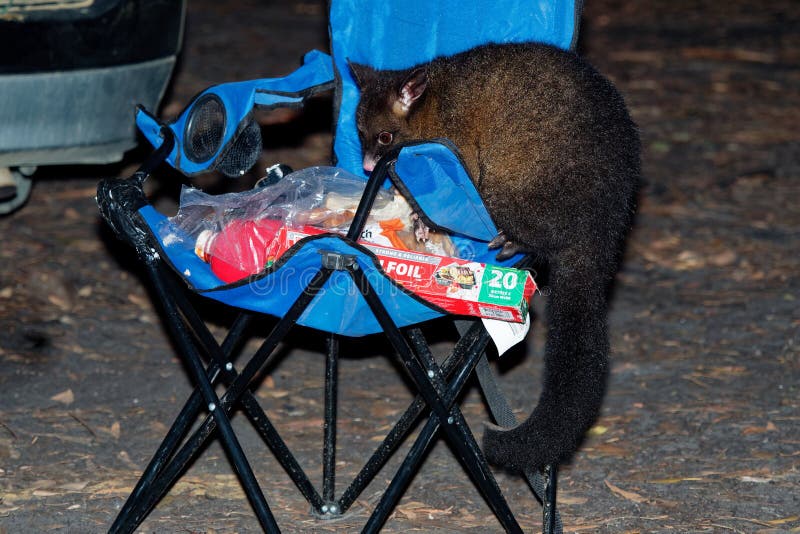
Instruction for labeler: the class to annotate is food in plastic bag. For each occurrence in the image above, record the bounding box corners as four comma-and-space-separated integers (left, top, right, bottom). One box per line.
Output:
159, 166, 456, 283
158, 165, 537, 324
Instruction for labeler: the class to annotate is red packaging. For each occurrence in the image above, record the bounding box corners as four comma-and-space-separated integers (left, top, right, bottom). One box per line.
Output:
195, 219, 286, 283
198, 220, 536, 323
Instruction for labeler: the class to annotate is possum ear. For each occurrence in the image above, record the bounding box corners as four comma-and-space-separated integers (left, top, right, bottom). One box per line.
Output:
395, 67, 428, 117
348, 60, 375, 89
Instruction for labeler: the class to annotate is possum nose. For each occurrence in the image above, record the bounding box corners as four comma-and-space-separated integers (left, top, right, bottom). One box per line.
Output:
363, 155, 377, 173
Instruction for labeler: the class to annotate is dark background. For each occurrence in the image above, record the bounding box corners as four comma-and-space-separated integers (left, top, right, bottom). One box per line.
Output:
1, 1, 798, 532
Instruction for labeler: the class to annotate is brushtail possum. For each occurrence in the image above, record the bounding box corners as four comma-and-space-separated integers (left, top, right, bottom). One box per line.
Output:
351, 43, 640, 471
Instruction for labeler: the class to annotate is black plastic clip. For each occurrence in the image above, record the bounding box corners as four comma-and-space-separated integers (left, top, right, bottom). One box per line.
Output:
319, 250, 358, 271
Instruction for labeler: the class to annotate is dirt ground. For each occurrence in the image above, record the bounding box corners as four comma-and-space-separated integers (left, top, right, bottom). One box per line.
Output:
1, 1, 798, 532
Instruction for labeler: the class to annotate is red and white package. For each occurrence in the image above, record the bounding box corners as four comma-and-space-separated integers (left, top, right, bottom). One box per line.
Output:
197, 220, 536, 323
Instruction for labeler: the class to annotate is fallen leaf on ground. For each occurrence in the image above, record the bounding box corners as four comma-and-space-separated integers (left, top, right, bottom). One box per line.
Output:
60, 481, 89, 491
767, 516, 799, 526
50, 389, 74, 405
709, 249, 737, 267
605, 479, 648, 503
558, 494, 588, 505
587, 425, 609, 436
742, 421, 778, 435
740, 476, 773, 483
256, 388, 289, 399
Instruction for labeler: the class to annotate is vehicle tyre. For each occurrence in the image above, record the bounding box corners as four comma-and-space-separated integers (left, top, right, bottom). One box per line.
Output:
0, 167, 34, 215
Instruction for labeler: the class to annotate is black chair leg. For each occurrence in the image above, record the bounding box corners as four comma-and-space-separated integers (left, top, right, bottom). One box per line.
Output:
113, 294, 255, 532
544, 464, 558, 534
165, 267, 327, 512
335, 323, 487, 514
113, 265, 334, 532
351, 267, 523, 534
457, 321, 564, 534
322, 333, 339, 513
146, 262, 281, 532
110, 385, 206, 533
361, 331, 484, 534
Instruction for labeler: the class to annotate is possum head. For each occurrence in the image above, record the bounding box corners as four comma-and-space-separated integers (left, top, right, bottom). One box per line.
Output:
350, 62, 428, 172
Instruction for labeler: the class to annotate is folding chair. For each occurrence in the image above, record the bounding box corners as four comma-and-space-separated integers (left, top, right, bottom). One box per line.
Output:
97, 1, 582, 532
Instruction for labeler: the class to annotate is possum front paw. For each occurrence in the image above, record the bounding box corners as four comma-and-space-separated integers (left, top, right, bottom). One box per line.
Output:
488, 230, 523, 261
411, 212, 430, 242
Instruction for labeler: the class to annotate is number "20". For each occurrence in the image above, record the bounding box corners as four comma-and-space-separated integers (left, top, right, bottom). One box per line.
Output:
487, 268, 518, 290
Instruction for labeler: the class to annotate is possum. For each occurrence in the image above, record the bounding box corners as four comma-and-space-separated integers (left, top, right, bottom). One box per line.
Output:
350, 43, 640, 472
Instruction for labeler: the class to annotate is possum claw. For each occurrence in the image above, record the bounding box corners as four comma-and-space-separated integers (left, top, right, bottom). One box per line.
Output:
496, 241, 523, 261
487, 230, 509, 249
488, 231, 523, 260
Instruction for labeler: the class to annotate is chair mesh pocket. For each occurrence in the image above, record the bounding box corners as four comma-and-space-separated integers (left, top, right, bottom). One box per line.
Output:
184, 94, 226, 163
215, 118, 262, 178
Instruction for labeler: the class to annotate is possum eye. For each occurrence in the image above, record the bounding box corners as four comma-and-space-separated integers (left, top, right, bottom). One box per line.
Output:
377, 131, 394, 145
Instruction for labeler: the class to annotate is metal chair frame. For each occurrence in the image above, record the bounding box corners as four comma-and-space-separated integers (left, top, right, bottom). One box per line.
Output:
98, 136, 560, 533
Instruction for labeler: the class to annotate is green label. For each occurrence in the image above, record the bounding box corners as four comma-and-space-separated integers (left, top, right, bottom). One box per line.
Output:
478, 266, 525, 304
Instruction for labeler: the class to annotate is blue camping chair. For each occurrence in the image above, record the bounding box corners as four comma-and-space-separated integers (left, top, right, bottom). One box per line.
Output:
97, 1, 582, 532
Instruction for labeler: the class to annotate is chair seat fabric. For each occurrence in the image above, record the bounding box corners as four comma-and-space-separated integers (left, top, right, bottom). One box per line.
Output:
139, 153, 520, 337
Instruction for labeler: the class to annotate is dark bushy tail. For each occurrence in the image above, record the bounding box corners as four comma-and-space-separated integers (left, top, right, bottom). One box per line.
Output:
482, 258, 610, 471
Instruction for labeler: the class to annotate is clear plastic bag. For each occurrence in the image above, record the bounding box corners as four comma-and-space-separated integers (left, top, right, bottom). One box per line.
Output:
159, 166, 456, 283
164, 166, 384, 236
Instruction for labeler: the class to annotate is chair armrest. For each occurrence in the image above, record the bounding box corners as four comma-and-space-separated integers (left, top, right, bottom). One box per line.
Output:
135, 50, 335, 176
